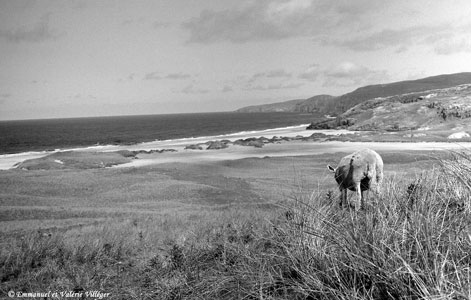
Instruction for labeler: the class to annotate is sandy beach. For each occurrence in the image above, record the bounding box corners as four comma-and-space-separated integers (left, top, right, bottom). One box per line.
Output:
2, 125, 470, 170
0, 125, 341, 169
113, 140, 470, 169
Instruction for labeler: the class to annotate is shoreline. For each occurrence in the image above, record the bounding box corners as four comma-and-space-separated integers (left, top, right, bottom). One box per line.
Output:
2, 124, 471, 170
0, 126, 352, 170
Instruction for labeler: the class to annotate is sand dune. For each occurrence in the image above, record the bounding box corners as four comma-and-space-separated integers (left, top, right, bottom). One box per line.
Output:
0, 127, 353, 170
2, 125, 470, 170
113, 141, 470, 169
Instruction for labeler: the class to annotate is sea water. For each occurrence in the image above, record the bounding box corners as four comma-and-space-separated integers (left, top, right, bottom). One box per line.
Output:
0, 112, 322, 155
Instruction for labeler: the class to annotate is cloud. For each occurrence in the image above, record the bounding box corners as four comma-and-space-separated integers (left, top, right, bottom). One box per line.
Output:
153, 21, 171, 29
331, 0, 388, 19
298, 64, 321, 80
266, 0, 313, 16
182, 0, 323, 43
66, 93, 97, 102
120, 17, 146, 26
117, 73, 137, 83
322, 62, 389, 87
120, 18, 171, 29
325, 27, 427, 52
325, 22, 471, 55
298, 62, 389, 87
181, 84, 209, 94
247, 69, 292, 85
244, 82, 303, 91
222, 85, 233, 92
432, 32, 471, 55
181, 0, 398, 44
0, 14, 61, 43
252, 69, 291, 80
183, 5, 284, 43
0, 93, 11, 104
230, 68, 298, 91
144, 72, 162, 80
183, 0, 471, 55
144, 72, 191, 80
325, 62, 371, 78
165, 73, 191, 80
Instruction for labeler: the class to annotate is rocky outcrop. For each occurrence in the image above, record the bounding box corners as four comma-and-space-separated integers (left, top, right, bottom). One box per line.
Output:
115, 150, 137, 158
132, 149, 177, 155
307, 117, 356, 130
206, 141, 229, 150
185, 144, 204, 150
234, 137, 269, 148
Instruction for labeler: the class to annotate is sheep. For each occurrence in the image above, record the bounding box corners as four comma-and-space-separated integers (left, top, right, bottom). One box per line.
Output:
327, 148, 383, 210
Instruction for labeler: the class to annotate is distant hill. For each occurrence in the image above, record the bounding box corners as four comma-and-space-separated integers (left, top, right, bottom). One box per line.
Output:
236, 95, 336, 113
290, 95, 335, 113
235, 72, 471, 115
235, 98, 306, 113
307, 83, 471, 133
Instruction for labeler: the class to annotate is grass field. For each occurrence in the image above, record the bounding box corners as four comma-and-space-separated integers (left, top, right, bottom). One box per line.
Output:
1, 149, 469, 299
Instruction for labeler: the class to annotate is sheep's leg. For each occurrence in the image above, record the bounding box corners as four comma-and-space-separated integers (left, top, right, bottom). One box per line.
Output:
361, 190, 366, 210
339, 188, 347, 208
355, 182, 362, 211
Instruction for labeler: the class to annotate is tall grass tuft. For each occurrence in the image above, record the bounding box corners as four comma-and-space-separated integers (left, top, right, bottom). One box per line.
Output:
146, 155, 471, 299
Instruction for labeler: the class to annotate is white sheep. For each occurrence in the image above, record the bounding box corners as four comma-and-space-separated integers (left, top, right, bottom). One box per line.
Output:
327, 148, 383, 210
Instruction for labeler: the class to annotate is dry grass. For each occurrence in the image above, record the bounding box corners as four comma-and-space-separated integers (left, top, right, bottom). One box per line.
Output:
1, 150, 469, 299
136, 159, 470, 299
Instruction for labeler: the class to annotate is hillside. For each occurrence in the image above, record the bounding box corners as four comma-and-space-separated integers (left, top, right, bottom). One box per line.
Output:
236, 72, 471, 115
236, 95, 335, 113
235, 98, 306, 112
308, 83, 471, 135
290, 94, 335, 113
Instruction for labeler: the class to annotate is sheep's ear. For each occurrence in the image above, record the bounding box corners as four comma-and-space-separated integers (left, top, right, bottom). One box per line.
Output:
327, 165, 336, 172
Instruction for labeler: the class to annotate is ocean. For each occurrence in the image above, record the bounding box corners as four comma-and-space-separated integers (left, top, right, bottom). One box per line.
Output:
0, 112, 321, 155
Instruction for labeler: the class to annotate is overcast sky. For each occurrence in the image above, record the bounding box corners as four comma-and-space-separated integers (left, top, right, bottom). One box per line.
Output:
1, 0, 471, 120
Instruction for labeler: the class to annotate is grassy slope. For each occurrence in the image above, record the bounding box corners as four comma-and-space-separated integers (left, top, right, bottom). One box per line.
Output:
328, 72, 471, 113
1, 150, 469, 299
15, 151, 132, 170
343, 84, 471, 132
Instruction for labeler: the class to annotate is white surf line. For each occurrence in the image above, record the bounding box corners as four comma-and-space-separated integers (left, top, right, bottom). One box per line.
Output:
0, 128, 375, 170
108, 128, 357, 152
0, 151, 57, 170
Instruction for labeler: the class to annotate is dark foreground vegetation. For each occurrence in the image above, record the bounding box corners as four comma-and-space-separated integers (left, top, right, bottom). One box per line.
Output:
1, 152, 471, 299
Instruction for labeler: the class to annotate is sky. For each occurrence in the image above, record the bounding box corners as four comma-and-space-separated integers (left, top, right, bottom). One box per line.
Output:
1, 0, 471, 120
